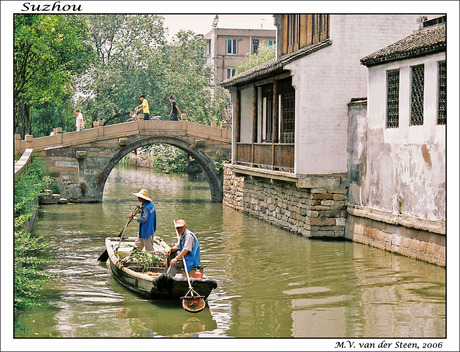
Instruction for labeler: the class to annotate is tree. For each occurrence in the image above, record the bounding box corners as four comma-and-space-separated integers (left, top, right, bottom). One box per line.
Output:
76, 14, 167, 125
29, 98, 76, 136
77, 16, 229, 127
236, 43, 276, 74
160, 30, 215, 124
14, 14, 231, 138
14, 15, 93, 137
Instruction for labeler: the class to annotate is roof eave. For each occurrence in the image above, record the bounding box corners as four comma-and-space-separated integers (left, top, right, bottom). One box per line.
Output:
361, 43, 446, 67
222, 39, 332, 88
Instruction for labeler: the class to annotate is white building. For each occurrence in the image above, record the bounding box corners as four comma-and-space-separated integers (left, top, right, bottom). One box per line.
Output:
221, 14, 445, 265
347, 17, 446, 266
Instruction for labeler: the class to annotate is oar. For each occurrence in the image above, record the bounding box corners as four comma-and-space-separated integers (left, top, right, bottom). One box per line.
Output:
173, 220, 206, 313
97, 205, 140, 262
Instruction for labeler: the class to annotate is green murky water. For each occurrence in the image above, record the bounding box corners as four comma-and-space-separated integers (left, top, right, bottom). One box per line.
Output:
14, 166, 445, 339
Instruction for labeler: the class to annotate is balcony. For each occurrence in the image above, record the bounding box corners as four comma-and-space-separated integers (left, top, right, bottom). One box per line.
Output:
235, 142, 294, 172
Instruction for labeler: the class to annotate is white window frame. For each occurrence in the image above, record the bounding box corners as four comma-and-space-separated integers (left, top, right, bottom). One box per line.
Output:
226, 68, 236, 79
226, 39, 237, 55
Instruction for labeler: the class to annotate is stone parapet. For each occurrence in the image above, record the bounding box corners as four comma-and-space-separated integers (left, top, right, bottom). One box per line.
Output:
14, 148, 34, 177
14, 120, 231, 155
347, 205, 445, 235
15, 120, 230, 204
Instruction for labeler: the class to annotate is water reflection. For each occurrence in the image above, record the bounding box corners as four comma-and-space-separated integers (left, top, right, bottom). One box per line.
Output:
15, 166, 445, 338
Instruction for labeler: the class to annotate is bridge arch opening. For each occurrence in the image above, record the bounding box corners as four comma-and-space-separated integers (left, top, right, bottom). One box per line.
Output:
97, 137, 223, 203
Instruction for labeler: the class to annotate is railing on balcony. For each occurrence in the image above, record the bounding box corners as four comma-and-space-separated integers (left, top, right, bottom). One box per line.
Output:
236, 143, 294, 172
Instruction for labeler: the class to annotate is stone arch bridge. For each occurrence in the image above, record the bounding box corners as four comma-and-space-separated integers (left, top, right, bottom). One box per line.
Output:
14, 120, 232, 203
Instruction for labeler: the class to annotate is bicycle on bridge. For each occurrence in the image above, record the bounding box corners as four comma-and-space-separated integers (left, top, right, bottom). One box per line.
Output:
125, 108, 161, 122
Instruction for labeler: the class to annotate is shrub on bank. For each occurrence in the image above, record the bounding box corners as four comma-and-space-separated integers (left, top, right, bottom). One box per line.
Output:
121, 145, 230, 176
151, 144, 202, 175
14, 159, 53, 321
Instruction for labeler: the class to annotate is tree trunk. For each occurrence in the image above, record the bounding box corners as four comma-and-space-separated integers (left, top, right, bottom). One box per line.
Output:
24, 104, 32, 136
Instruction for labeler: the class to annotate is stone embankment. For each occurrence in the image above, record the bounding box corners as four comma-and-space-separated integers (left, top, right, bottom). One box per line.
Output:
223, 165, 348, 238
39, 151, 151, 205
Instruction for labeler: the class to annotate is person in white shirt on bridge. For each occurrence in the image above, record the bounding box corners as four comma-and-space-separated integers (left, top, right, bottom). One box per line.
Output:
75, 109, 84, 131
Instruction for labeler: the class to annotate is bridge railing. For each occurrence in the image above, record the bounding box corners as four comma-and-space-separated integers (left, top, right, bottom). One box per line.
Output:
14, 119, 232, 155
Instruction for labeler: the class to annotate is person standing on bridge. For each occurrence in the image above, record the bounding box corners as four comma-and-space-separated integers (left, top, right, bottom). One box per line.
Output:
129, 189, 157, 252
136, 95, 150, 120
75, 109, 84, 131
168, 95, 182, 121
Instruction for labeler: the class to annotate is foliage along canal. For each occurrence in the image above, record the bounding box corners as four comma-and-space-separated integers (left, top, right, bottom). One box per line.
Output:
15, 166, 445, 338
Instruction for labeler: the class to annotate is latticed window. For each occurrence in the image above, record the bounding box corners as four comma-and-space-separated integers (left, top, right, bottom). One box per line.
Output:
386, 69, 400, 128
410, 64, 424, 126
438, 61, 446, 125
279, 78, 295, 143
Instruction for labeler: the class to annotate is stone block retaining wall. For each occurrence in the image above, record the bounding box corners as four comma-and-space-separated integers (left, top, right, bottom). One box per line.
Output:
223, 165, 348, 238
346, 213, 445, 267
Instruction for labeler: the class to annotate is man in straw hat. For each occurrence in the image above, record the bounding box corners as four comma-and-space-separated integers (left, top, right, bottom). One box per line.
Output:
165, 219, 201, 277
129, 189, 157, 251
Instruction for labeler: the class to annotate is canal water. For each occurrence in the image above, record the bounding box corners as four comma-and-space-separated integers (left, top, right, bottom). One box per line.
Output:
15, 166, 446, 340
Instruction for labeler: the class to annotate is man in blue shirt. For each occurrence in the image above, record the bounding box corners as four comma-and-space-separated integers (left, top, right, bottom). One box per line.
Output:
166, 219, 200, 277
168, 95, 182, 121
129, 189, 156, 251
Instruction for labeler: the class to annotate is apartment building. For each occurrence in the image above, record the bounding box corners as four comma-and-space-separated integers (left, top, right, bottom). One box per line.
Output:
204, 27, 276, 87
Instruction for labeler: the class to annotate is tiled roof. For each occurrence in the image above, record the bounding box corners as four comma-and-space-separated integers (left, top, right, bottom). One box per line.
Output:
361, 22, 446, 67
221, 39, 332, 87
221, 57, 280, 88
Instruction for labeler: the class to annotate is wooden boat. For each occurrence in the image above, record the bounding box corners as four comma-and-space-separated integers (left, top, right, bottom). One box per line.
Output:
105, 236, 217, 300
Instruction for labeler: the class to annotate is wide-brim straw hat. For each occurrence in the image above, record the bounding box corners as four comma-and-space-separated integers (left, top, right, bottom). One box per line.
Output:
133, 189, 152, 202
174, 219, 187, 228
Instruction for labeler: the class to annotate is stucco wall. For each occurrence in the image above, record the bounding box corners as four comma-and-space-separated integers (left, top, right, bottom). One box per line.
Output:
364, 52, 446, 222
347, 99, 368, 207
287, 15, 421, 175
345, 51, 446, 266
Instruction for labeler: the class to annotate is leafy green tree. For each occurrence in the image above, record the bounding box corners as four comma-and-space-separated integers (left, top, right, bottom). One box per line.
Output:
158, 30, 214, 124
236, 43, 276, 74
15, 14, 231, 136
77, 16, 229, 127
77, 14, 167, 125
29, 98, 76, 136
14, 15, 94, 137
151, 144, 202, 175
